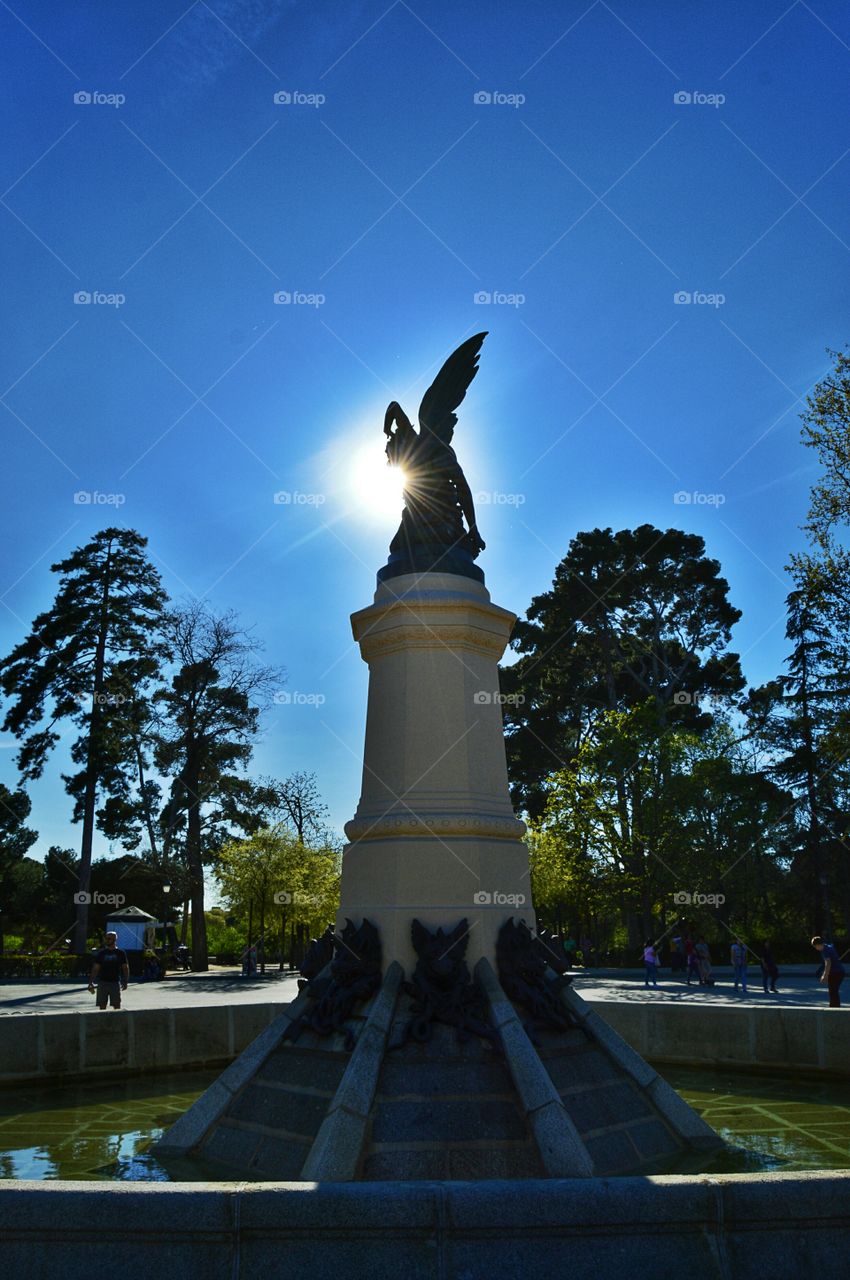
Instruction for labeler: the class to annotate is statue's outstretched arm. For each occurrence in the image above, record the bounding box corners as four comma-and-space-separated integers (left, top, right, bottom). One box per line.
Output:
453, 467, 485, 556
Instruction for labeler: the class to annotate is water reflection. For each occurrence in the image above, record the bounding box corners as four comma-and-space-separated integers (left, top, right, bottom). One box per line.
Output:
661, 1065, 850, 1173
0, 1070, 217, 1180
0, 1064, 848, 1180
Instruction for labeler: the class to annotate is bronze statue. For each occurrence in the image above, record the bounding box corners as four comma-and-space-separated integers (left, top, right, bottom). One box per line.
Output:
381, 332, 487, 581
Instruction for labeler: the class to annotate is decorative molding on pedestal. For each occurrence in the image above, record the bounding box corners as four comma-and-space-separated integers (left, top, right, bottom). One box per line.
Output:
344, 811, 526, 842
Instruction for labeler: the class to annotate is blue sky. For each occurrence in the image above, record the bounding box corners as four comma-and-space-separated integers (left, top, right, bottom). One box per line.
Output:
1, 0, 849, 862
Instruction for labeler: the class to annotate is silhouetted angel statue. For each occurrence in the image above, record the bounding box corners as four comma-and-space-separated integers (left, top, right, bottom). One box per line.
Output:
383, 332, 487, 571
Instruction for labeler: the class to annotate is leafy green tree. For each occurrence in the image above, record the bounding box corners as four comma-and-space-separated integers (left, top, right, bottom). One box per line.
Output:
216, 828, 340, 968
0, 529, 168, 951
153, 603, 277, 970
502, 524, 745, 821
0, 783, 37, 908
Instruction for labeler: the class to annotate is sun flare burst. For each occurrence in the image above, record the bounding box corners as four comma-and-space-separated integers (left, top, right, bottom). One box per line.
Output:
348, 442, 406, 522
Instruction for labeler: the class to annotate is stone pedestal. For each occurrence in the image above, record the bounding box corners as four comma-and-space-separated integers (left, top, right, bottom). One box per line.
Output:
337, 572, 532, 973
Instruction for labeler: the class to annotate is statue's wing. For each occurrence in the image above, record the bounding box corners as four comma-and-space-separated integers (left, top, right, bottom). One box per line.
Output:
418, 332, 487, 444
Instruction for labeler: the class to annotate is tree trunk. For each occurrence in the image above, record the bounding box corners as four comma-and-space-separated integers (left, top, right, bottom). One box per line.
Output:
134, 737, 160, 861
184, 760, 208, 971
73, 540, 114, 954
799, 639, 828, 934
259, 894, 266, 974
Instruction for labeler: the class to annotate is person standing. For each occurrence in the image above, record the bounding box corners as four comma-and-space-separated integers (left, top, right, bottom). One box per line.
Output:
562, 934, 576, 968
760, 942, 779, 994
685, 935, 699, 985
643, 939, 659, 988
88, 931, 129, 1010
730, 938, 748, 994
812, 936, 846, 1008
670, 935, 684, 975
695, 936, 712, 986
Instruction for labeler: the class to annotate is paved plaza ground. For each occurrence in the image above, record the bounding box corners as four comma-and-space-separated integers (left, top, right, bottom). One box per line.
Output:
0, 964, 836, 1015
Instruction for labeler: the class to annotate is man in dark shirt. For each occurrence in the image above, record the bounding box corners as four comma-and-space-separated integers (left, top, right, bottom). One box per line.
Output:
88, 931, 129, 1009
812, 936, 846, 1008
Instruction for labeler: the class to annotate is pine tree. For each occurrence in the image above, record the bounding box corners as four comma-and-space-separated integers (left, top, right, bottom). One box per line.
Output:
0, 528, 168, 952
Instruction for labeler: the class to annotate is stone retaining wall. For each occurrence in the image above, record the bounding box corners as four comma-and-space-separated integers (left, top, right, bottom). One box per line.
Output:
1, 1173, 849, 1277
585, 999, 850, 1077
1, 999, 847, 1085
0, 1003, 282, 1085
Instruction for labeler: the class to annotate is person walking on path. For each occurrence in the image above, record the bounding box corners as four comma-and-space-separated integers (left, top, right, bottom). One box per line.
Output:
760, 942, 779, 994
88, 931, 129, 1010
730, 938, 748, 994
685, 935, 700, 985
812, 936, 846, 1008
643, 940, 659, 988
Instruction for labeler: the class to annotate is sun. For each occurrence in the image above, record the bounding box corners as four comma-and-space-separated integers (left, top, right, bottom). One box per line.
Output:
348, 440, 406, 522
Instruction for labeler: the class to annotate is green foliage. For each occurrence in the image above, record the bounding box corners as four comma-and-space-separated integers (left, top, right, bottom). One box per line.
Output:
216, 827, 340, 941
799, 346, 850, 550
502, 524, 744, 821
